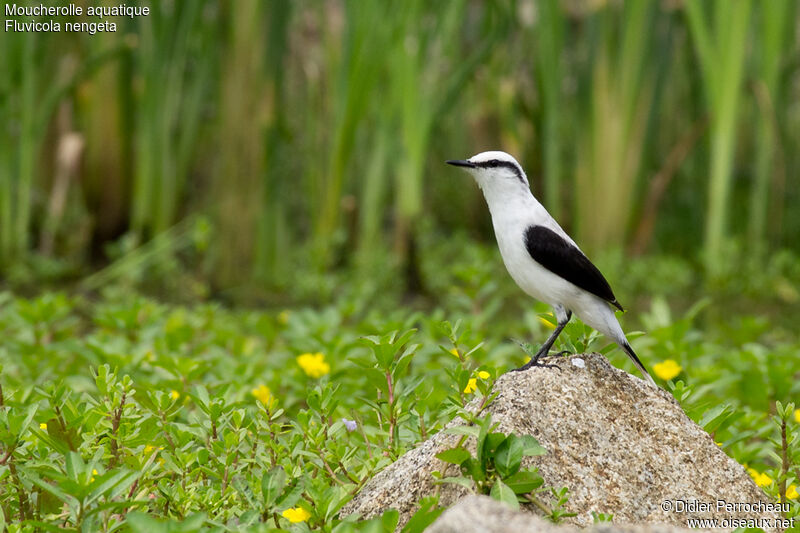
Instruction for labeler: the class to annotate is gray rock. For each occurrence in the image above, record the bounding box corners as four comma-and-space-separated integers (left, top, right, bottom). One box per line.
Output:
341, 353, 782, 531
428, 495, 706, 533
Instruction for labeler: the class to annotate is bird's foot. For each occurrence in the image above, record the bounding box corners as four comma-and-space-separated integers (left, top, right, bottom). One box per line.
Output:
512, 356, 561, 372
509, 338, 565, 372
553, 350, 572, 358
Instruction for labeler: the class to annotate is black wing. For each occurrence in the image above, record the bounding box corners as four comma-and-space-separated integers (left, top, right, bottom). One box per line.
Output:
524, 225, 624, 311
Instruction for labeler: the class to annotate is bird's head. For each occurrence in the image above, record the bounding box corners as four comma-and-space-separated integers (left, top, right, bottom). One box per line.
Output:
446, 151, 529, 192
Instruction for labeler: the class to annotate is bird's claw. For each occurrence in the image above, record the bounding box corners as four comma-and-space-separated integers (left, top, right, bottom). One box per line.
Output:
513, 358, 562, 372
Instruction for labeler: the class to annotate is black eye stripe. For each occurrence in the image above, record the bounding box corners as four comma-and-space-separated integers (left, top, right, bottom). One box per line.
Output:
474, 159, 526, 184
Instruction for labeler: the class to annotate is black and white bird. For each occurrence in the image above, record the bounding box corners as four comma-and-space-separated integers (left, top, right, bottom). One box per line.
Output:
447, 150, 655, 385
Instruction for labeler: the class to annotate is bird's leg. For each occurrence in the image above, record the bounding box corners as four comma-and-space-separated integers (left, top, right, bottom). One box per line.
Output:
514, 310, 572, 371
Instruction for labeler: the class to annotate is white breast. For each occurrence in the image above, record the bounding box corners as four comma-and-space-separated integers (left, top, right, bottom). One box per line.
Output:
494, 222, 578, 306
476, 172, 628, 345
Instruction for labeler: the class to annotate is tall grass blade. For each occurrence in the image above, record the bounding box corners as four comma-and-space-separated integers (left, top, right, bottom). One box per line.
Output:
213, 0, 266, 288
131, 2, 213, 241
535, 0, 565, 218
685, 0, 751, 272
748, 0, 793, 252
575, 1, 656, 252
255, 1, 293, 286
312, 0, 385, 269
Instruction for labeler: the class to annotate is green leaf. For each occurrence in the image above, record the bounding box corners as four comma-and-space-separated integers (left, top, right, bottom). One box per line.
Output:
699, 404, 734, 433
483, 433, 507, 464
261, 467, 287, 506
87, 470, 140, 506
11, 404, 38, 437
402, 496, 442, 533
436, 447, 471, 465
445, 425, 480, 438
460, 458, 485, 483
28, 474, 76, 507
494, 436, 524, 478
435, 476, 474, 490
381, 509, 400, 531
504, 470, 544, 494
490, 480, 518, 510
15, 520, 70, 533
275, 479, 304, 510
475, 415, 492, 465
83, 498, 148, 518
519, 435, 547, 456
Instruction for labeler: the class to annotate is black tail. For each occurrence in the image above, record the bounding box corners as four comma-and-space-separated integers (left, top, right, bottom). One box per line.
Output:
621, 342, 656, 386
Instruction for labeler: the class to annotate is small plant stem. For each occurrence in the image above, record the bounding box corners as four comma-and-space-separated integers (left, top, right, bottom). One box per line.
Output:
8, 458, 28, 521
222, 464, 230, 493
525, 493, 554, 516
0, 444, 16, 466
779, 415, 788, 505
55, 405, 75, 450
159, 410, 177, 451
127, 479, 139, 500
267, 431, 278, 467
319, 453, 338, 482
109, 391, 127, 467
477, 395, 489, 413
301, 426, 343, 485
385, 372, 396, 450
336, 460, 360, 485
348, 468, 373, 496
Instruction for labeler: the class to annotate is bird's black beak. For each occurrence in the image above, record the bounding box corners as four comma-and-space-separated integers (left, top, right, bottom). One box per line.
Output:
446, 159, 476, 168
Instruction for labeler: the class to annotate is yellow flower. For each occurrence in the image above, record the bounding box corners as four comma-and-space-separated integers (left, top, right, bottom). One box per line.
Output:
170, 390, 180, 400
653, 360, 682, 381
754, 472, 772, 487
795, 409, 800, 424
91, 468, 98, 482
297, 352, 330, 378
282, 507, 311, 523
787, 484, 798, 499
251, 384, 276, 408
39, 423, 47, 430
538, 313, 556, 330
464, 378, 477, 394
278, 310, 290, 325
449, 347, 460, 358
477, 370, 490, 380
747, 468, 772, 487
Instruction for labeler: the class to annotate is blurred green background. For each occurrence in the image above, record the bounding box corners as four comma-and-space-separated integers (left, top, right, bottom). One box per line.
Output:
1, 0, 799, 311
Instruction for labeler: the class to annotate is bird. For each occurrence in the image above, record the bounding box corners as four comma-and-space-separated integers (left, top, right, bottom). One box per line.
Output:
447, 150, 655, 385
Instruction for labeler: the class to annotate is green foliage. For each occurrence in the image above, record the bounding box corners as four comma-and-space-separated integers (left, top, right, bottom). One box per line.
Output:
434, 414, 575, 522
0, 262, 799, 530
437, 414, 547, 497
0, 290, 508, 530
592, 511, 614, 523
